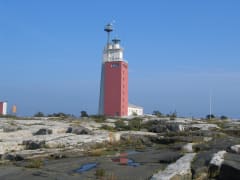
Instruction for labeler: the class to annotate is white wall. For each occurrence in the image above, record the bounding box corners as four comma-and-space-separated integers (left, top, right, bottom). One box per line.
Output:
128, 106, 143, 116
1, 102, 7, 115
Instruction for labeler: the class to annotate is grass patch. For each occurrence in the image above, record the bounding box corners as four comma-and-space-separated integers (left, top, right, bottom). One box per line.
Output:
91, 115, 106, 123
101, 124, 115, 131
87, 148, 105, 156
85, 138, 147, 157
95, 169, 117, 180
95, 168, 106, 179
25, 159, 44, 168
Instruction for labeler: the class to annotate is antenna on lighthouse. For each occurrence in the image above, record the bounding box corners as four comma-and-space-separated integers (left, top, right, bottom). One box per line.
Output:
104, 23, 113, 44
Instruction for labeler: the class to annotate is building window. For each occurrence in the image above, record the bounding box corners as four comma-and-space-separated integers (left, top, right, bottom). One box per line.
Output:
111, 63, 119, 68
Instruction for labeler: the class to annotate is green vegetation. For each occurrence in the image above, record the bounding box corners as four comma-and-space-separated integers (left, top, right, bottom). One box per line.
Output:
114, 117, 144, 131
0, 114, 17, 119
34, 112, 45, 117
91, 115, 106, 123
105, 173, 117, 180
206, 114, 215, 120
95, 169, 117, 180
220, 115, 228, 120
152, 110, 163, 117
169, 111, 177, 120
47, 112, 75, 119
95, 168, 106, 179
101, 124, 115, 131
128, 117, 142, 131
85, 137, 147, 157
87, 148, 105, 156
25, 159, 44, 168
80, 111, 89, 117
114, 119, 129, 130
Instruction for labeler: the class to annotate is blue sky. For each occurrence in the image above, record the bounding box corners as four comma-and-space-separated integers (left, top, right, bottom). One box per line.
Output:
0, 0, 240, 118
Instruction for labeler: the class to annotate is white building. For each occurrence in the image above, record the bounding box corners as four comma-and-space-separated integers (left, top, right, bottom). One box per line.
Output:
0, 101, 7, 115
128, 104, 144, 116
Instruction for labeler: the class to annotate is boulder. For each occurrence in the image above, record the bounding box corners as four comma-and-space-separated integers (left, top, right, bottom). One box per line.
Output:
149, 124, 167, 133
2, 154, 24, 161
23, 140, 45, 150
182, 143, 195, 153
33, 128, 52, 135
229, 145, 240, 154
66, 126, 92, 135
148, 122, 185, 133
150, 136, 176, 144
120, 133, 152, 145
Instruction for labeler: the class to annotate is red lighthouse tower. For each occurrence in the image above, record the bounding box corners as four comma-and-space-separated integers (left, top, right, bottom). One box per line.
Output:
99, 24, 128, 117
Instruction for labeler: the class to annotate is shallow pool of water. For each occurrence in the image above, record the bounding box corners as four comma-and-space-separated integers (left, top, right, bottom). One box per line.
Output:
74, 163, 97, 173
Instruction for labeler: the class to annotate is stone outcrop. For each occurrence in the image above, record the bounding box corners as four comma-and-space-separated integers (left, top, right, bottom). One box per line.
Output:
209, 150, 226, 178
148, 120, 185, 133
23, 140, 46, 150
229, 144, 240, 154
33, 128, 52, 135
0, 119, 111, 157
191, 150, 216, 180
151, 153, 196, 180
66, 126, 93, 135
1, 117, 240, 180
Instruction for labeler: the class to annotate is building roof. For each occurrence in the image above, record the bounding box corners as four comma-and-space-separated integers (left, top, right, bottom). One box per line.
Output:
128, 103, 143, 109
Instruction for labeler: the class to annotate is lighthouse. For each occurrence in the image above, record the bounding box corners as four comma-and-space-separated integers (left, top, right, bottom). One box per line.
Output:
98, 24, 128, 117
0, 101, 7, 115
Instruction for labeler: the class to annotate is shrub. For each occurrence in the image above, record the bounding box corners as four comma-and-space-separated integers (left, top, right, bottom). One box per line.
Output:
25, 159, 43, 168
170, 111, 177, 120
220, 115, 228, 120
114, 120, 129, 131
101, 124, 115, 131
34, 112, 45, 117
95, 168, 106, 179
91, 115, 106, 123
206, 114, 215, 120
128, 117, 142, 130
80, 111, 89, 117
152, 110, 163, 117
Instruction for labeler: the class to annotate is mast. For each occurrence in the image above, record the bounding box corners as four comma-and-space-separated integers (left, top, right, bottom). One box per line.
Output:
104, 23, 113, 45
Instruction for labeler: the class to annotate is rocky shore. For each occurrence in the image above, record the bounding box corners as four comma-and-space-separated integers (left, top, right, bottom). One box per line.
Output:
0, 116, 240, 179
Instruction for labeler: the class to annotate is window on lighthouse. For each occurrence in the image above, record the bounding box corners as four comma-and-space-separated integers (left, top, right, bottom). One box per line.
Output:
111, 63, 119, 68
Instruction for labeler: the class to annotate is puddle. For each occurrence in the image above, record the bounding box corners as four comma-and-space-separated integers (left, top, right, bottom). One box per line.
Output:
125, 150, 140, 155
112, 157, 140, 167
111, 150, 141, 167
74, 163, 97, 173
127, 159, 140, 167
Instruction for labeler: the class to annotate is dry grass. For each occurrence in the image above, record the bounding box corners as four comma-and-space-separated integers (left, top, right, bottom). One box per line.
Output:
25, 159, 43, 168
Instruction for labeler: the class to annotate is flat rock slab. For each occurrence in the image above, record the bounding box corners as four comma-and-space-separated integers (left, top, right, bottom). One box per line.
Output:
129, 149, 182, 164
151, 153, 196, 180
